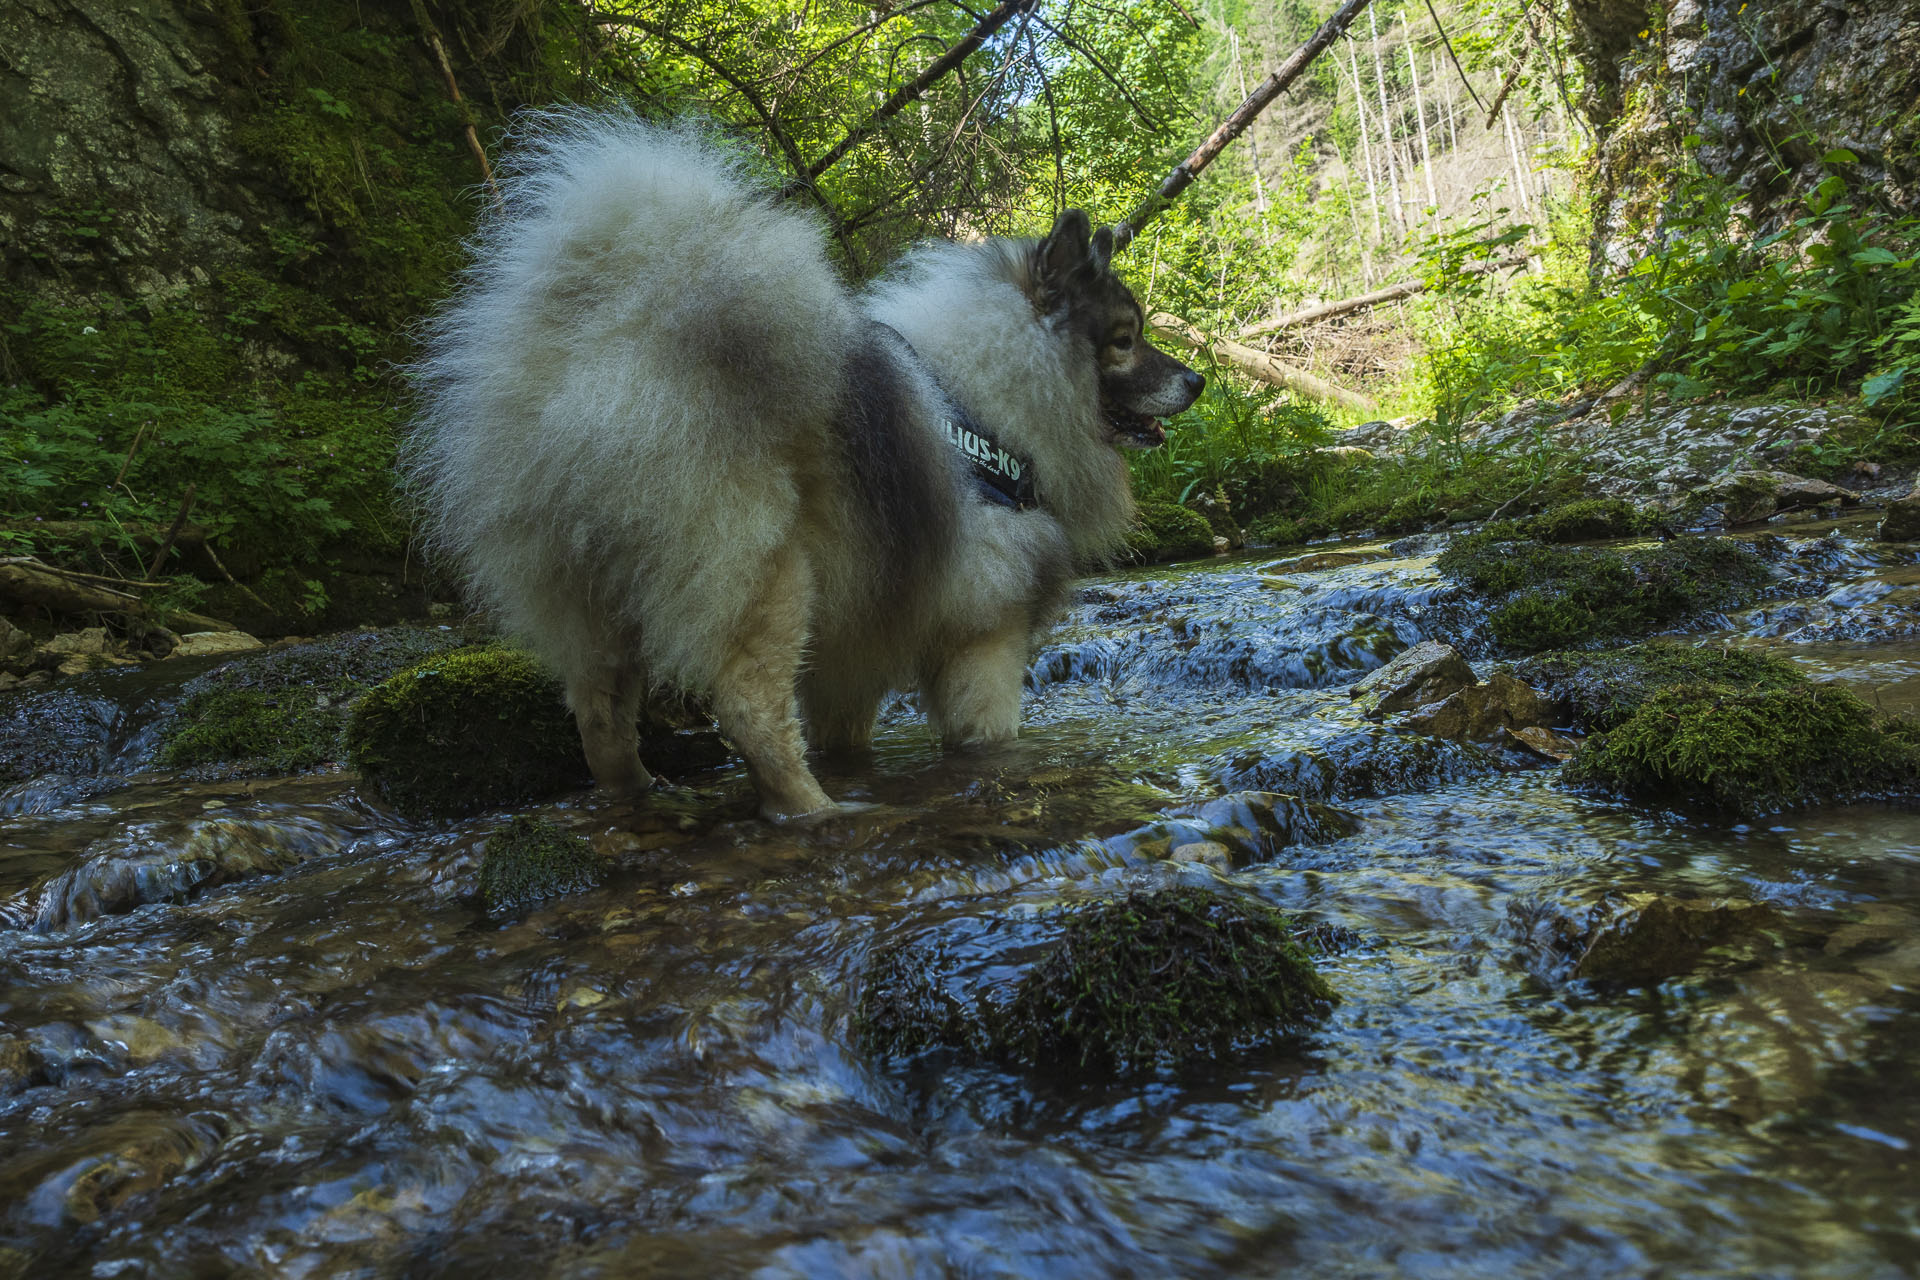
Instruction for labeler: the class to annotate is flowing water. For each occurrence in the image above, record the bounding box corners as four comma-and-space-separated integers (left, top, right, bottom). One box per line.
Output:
1, 520, 1917, 1277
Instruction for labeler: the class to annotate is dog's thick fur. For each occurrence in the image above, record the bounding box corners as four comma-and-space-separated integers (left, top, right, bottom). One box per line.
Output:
408, 111, 1200, 817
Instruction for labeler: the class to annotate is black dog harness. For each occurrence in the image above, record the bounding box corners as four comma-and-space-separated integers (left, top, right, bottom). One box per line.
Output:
876, 323, 1038, 511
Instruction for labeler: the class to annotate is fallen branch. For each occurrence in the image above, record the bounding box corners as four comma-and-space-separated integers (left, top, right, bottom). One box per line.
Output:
1149, 313, 1377, 414
1237, 255, 1532, 340
1114, 0, 1374, 249
148, 482, 197, 579
0, 558, 238, 633
1483, 5, 1542, 129
408, 0, 499, 202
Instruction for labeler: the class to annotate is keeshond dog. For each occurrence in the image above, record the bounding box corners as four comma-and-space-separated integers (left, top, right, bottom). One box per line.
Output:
407, 110, 1202, 818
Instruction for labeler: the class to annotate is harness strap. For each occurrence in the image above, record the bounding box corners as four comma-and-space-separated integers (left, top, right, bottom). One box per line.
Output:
874, 323, 1038, 512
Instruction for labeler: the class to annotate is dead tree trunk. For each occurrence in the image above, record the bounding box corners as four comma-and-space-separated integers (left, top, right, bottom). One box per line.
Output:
1148, 313, 1377, 414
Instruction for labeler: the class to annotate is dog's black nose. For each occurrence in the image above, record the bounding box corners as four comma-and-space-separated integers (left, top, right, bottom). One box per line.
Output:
1183, 370, 1206, 399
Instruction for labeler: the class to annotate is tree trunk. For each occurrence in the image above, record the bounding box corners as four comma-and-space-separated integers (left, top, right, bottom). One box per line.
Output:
1148, 313, 1377, 414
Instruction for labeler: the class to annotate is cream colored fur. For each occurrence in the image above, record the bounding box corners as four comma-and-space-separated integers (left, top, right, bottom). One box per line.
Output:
407, 109, 1142, 817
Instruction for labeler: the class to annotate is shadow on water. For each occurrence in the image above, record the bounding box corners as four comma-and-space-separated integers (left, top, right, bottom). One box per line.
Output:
0, 522, 1917, 1276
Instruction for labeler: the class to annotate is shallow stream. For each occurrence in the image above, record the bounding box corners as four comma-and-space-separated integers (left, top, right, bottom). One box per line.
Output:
1, 520, 1917, 1277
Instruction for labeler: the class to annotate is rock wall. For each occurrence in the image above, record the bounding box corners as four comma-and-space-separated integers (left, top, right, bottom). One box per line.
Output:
1566, 0, 1920, 266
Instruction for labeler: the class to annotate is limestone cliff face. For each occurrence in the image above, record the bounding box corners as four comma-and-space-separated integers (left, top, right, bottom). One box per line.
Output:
1566, 0, 1920, 264
0, 1, 278, 301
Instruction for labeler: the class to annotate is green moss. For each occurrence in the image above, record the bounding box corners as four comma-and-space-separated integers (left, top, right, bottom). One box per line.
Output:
157, 627, 472, 773
1001, 889, 1338, 1074
1512, 640, 1807, 732
859, 888, 1338, 1078
1125, 501, 1216, 562
1247, 513, 1304, 546
477, 817, 606, 917
345, 645, 589, 819
1564, 684, 1920, 816
1526, 498, 1645, 544
1437, 531, 1773, 652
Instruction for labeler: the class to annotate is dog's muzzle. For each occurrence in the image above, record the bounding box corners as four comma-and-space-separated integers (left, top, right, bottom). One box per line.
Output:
1106, 369, 1204, 450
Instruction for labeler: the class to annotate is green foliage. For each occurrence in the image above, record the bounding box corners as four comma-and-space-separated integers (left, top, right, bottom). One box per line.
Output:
1437, 531, 1772, 652
1130, 378, 1335, 506
478, 817, 606, 917
1510, 639, 1807, 733
345, 645, 590, 819
1564, 684, 1920, 816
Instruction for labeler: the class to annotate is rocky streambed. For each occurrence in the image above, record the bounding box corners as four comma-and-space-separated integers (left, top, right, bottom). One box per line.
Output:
0, 517, 1917, 1276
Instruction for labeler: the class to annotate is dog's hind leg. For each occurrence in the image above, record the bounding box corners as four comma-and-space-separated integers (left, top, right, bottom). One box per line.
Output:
925, 617, 1028, 747
569, 662, 654, 799
712, 544, 836, 820
800, 664, 887, 754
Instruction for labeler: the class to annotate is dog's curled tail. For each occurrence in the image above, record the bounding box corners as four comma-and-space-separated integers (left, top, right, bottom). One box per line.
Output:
405, 108, 854, 578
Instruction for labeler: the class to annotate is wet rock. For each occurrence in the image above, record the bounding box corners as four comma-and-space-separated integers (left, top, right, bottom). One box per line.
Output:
1267, 549, 1380, 575
1215, 729, 1500, 803
346, 645, 591, 819
168, 631, 266, 659
157, 626, 472, 776
1436, 529, 1773, 652
1564, 683, 1920, 816
1398, 673, 1554, 746
1511, 639, 1806, 732
1508, 725, 1580, 761
1106, 792, 1358, 867
1880, 490, 1920, 542
1125, 501, 1216, 564
29, 814, 351, 930
858, 887, 1338, 1077
0, 685, 123, 785
1690, 470, 1854, 527
0, 617, 32, 669
1574, 894, 1784, 985
477, 817, 606, 917
1350, 640, 1477, 717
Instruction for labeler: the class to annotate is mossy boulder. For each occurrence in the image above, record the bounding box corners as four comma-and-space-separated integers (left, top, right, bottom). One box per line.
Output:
158, 627, 474, 774
1563, 683, 1920, 816
477, 817, 606, 917
1436, 531, 1772, 652
1525, 498, 1645, 544
345, 645, 590, 819
858, 887, 1338, 1077
1125, 501, 1217, 563
1511, 640, 1807, 732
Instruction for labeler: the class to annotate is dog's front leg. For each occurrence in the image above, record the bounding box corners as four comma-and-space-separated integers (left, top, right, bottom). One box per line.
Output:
925, 619, 1028, 747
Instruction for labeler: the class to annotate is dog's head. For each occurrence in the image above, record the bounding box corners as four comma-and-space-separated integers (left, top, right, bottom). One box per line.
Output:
1030, 209, 1203, 450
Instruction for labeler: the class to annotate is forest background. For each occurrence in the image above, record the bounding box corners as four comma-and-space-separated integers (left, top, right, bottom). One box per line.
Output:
1, 0, 1916, 635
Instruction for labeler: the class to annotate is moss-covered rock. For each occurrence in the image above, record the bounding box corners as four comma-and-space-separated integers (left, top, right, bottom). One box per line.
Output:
345, 645, 590, 819
1436, 531, 1772, 652
858, 887, 1338, 1077
1246, 513, 1305, 547
1125, 501, 1217, 563
1563, 683, 1920, 816
477, 817, 606, 917
1525, 498, 1645, 543
158, 626, 473, 773
1511, 639, 1807, 732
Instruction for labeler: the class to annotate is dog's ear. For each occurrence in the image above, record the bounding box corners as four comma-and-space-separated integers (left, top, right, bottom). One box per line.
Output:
1090, 225, 1114, 273
1034, 209, 1094, 311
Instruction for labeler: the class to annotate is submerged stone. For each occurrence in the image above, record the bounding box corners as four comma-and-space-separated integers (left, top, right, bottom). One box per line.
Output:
858, 887, 1338, 1077
1436, 530, 1773, 652
1397, 672, 1554, 746
1105, 791, 1358, 867
1574, 894, 1783, 984
477, 817, 606, 917
345, 645, 590, 820
1563, 683, 1920, 816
